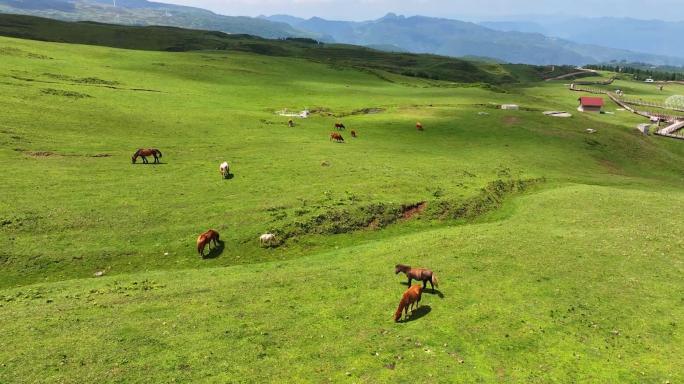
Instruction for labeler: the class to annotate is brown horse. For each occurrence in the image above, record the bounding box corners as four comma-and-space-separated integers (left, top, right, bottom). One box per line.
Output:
351, 130, 357, 138
197, 229, 220, 257
394, 285, 423, 322
395, 264, 439, 292
288, 119, 295, 127
416, 122, 424, 131
330, 132, 344, 143
132, 148, 162, 164
334, 123, 346, 130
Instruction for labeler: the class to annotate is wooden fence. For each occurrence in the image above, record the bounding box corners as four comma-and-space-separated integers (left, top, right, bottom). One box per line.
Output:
569, 84, 684, 122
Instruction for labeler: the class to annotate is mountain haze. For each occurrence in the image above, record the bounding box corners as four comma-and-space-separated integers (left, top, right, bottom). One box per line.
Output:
482, 16, 684, 60
265, 13, 684, 66
0, 0, 312, 38
1, 0, 683, 66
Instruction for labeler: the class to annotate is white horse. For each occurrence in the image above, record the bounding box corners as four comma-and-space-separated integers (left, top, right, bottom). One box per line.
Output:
219, 161, 229, 179
259, 233, 276, 247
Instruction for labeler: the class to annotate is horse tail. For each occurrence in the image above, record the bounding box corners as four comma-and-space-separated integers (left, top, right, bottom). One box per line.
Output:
431, 274, 439, 288
394, 295, 408, 322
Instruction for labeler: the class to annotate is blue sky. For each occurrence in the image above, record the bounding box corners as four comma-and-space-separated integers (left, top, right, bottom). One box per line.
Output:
161, 0, 684, 21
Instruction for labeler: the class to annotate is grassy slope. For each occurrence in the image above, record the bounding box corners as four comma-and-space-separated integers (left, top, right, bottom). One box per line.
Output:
0, 35, 682, 382
0, 13, 529, 84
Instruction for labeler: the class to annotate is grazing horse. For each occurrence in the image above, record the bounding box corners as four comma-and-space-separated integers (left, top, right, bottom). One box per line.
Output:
132, 148, 162, 164
330, 132, 344, 143
351, 130, 357, 138
416, 122, 424, 131
219, 161, 230, 179
395, 264, 439, 292
335, 123, 346, 130
394, 285, 423, 322
197, 229, 220, 257
259, 233, 277, 247
288, 119, 295, 127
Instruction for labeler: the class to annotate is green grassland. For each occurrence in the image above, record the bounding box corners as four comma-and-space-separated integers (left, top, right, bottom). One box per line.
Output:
1, 26, 683, 383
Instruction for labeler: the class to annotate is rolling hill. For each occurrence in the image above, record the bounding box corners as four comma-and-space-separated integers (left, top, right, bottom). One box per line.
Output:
0, 13, 571, 84
0, 17, 683, 383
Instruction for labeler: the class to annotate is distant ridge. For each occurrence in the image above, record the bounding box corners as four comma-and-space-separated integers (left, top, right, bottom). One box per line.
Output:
0, 13, 566, 84
263, 13, 684, 66
0, 0, 314, 38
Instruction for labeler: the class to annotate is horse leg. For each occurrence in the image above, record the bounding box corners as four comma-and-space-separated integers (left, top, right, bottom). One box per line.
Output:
423, 280, 427, 290
407, 277, 412, 287
142, 156, 148, 164
430, 279, 435, 293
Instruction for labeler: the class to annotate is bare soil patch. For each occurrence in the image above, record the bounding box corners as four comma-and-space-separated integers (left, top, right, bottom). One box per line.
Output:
401, 202, 427, 219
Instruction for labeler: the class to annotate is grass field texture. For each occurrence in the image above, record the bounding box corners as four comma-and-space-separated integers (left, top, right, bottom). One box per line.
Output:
1, 35, 683, 383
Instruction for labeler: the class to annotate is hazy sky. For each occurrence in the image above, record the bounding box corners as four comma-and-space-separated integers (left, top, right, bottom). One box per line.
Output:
160, 0, 684, 21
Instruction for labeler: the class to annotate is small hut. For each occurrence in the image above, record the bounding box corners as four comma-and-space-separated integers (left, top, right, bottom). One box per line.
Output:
577, 97, 604, 113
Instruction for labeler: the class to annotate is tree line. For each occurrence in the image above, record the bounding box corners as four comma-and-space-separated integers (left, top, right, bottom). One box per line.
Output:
586, 64, 684, 81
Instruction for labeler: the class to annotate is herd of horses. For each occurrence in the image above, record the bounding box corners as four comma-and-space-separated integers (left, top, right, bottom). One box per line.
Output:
131, 118, 433, 322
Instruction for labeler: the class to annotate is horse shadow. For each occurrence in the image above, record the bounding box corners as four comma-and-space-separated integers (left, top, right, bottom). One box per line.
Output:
400, 305, 432, 323
399, 282, 445, 299
133, 162, 166, 165
202, 240, 225, 259
223, 173, 235, 180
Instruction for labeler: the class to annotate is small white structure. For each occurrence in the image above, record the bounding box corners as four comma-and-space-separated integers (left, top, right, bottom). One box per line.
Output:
586, 128, 597, 134
543, 111, 572, 118
637, 124, 651, 135
500, 104, 519, 110
645, 78, 655, 83
277, 109, 309, 118
259, 233, 277, 247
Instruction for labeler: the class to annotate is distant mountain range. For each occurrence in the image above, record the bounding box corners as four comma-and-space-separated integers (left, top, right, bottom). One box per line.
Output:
262, 13, 684, 66
1, 0, 682, 66
480, 16, 684, 60
0, 0, 311, 38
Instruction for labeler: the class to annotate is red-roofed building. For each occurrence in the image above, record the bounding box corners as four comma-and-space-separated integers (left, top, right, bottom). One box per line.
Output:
578, 97, 604, 113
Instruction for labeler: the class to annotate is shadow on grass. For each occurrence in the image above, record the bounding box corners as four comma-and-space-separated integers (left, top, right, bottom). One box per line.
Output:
202, 240, 225, 259
223, 173, 234, 180
399, 305, 431, 323
132, 162, 166, 165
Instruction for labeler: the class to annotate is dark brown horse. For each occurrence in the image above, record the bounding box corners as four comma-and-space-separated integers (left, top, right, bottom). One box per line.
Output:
197, 229, 220, 257
330, 132, 344, 143
132, 148, 162, 164
395, 264, 439, 292
351, 130, 357, 138
288, 119, 295, 127
334, 123, 346, 130
416, 122, 424, 131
